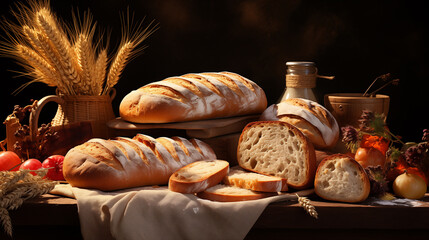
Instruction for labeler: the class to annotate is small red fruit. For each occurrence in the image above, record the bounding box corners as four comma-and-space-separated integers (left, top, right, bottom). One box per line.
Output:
0, 151, 22, 171
42, 155, 65, 181
19, 159, 43, 175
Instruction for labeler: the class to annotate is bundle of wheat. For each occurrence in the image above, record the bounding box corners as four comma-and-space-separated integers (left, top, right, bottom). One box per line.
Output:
1, 0, 157, 95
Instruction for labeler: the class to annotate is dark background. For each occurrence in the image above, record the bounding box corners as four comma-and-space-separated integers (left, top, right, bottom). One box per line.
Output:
0, 0, 428, 143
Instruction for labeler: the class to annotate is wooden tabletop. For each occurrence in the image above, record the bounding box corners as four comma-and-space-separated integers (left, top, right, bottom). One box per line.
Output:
3, 193, 429, 240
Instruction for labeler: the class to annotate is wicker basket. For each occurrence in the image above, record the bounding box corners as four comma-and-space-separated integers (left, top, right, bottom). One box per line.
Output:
32, 89, 116, 140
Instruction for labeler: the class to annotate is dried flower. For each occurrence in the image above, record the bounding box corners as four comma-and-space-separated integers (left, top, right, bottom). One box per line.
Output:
422, 129, 429, 142
358, 110, 375, 132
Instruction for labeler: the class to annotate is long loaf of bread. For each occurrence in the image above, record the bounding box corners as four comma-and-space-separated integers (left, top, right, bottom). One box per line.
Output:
119, 72, 267, 123
63, 134, 217, 191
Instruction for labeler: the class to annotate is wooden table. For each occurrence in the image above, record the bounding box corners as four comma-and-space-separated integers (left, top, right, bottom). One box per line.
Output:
2, 193, 428, 240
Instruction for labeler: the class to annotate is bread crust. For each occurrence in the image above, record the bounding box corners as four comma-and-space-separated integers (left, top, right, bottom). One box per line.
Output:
168, 160, 229, 194
314, 154, 371, 203
237, 121, 317, 190
260, 98, 339, 149
63, 135, 217, 191
119, 72, 267, 123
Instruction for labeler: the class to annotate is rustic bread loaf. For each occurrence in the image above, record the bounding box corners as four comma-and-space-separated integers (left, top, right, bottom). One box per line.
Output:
197, 184, 276, 202
223, 166, 288, 192
168, 160, 229, 193
63, 134, 217, 191
314, 154, 370, 203
119, 72, 267, 123
237, 121, 317, 189
260, 98, 339, 149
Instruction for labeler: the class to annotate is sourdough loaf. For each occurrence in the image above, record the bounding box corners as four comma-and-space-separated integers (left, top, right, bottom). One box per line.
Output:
169, 160, 229, 194
119, 72, 267, 123
314, 154, 370, 203
63, 134, 216, 191
237, 121, 316, 189
197, 184, 276, 202
223, 166, 288, 192
260, 98, 339, 149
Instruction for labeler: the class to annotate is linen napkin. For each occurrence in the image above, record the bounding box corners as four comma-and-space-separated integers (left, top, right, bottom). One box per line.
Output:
52, 184, 313, 240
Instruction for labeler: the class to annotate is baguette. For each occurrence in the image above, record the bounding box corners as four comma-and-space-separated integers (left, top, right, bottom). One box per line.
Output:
119, 71, 267, 123
237, 121, 316, 189
223, 166, 288, 192
197, 184, 276, 202
168, 160, 229, 193
63, 134, 216, 191
314, 154, 370, 203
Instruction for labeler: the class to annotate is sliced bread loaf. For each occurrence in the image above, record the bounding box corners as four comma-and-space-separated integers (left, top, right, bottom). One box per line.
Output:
223, 166, 288, 192
168, 160, 229, 193
237, 121, 316, 189
314, 154, 370, 203
197, 184, 276, 202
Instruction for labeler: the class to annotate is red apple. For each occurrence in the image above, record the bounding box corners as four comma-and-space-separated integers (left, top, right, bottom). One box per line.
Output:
42, 155, 65, 181
19, 159, 42, 175
0, 151, 22, 171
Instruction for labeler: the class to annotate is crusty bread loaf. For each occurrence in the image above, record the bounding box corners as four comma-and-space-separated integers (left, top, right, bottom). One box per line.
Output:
260, 98, 339, 149
63, 134, 216, 191
119, 72, 267, 123
223, 166, 288, 192
197, 184, 276, 202
169, 160, 229, 193
314, 154, 370, 203
237, 121, 317, 189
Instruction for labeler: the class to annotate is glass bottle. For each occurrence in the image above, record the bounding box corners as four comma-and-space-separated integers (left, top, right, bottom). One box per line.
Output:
279, 61, 318, 102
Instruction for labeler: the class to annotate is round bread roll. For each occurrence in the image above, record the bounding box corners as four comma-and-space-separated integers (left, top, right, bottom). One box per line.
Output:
314, 154, 370, 203
260, 98, 339, 149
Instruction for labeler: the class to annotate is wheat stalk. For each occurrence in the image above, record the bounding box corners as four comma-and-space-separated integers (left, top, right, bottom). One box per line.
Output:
0, 169, 57, 237
104, 41, 132, 94
75, 34, 95, 95
0, 207, 12, 237
296, 194, 318, 219
94, 49, 108, 95
36, 10, 81, 89
16, 44, 58, 86
1, 1, 156, 96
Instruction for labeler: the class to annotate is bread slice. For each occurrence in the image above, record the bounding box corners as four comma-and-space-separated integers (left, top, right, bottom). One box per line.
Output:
197, 184, 276, 202
168, 160, 229, 193
237, 121, 316, 189
314, 154, 370, 203
223, 166, 288, 192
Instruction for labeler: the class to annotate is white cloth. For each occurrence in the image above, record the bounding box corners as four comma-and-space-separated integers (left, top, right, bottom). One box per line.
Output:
52, 184, 313, 240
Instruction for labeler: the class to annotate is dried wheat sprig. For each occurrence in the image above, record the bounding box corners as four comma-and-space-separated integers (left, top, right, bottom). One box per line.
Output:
103, 11, 158, 95
36, 32, 73, 94
0, 169, 56, 238
16, 44, 58, 86
296, 194, 318, 219
75, 34, 95, 95
22, 26, 46, 56
36, 11, 80, 89
94, 49, 108, 95
104, 41, 132, 94
0, 170, 28, 198
0, 207, 12, 237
